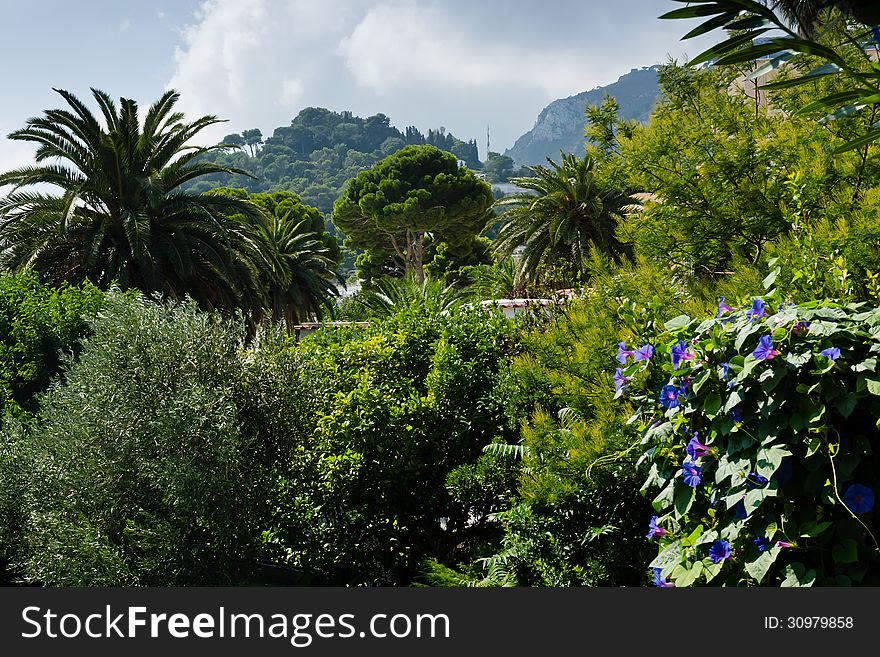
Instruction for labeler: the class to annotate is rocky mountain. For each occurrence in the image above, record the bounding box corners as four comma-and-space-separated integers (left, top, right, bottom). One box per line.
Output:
504, 66, 661, 167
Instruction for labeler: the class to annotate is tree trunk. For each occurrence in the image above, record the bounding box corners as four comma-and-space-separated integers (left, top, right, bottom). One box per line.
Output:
409, 231, 425, 284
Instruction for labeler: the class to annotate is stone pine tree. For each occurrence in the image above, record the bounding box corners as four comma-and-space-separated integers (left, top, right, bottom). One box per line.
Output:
332, 145, 493, 283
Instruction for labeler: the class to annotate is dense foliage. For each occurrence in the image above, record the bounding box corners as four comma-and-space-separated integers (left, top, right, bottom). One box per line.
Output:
0, 88, 267, 313
185, 108, 482, 218
333, 145, 493, 283
263, 303, 522, 585
6, 296, 274, 585
629, 297, 880, 586
5, 0, 880, 589
0, 273, 105, 419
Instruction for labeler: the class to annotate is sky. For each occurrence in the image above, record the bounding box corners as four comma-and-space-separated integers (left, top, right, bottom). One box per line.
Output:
0, 0, 720, 172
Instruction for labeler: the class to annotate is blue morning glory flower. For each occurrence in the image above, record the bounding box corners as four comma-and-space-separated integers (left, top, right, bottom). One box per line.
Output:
820, 347, 841, 362
792, 319, 810, 335
730, 408, 742, 424
746, 472, 769, 489
754, 536, 770, 553
646, 515, 666, 539
634, 344, 655, 362
682, 460, 702, 487
670, 340, 693, 370
686, 434, 710, 459
652, 567, 674, 587
659, 384, 681, 409
734, 500, 748, 519
873, 25, 880, 44
720, 362, 730, 380
616, 341, 634, 364
717, 296, 734, 318
746, 299, 767, 322
709, 540, 731, 564
843, 484, 875, 515
613, 368, 632, 392
752, 335, 779, 361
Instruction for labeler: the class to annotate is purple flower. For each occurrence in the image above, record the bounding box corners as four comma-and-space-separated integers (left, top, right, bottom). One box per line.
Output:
717, 296, 734, 317
843, 484, 875, 515
792, 319, 810, 335
686, 434, 710, 459
616, 341, 634, 364
746, 299, 767, 322
614, 368, 632, 392
820, 347, 841, 362
775, 540, 793, 549
709, 540, 731, 564
720, 362, 730, 380
652, 567, 674, 587
671, 340, 693, 370
634, 344, 655, 362
754, 536, 770, 553
682, 460, 702, 487
659, 384, 681, 409
752, 335, 779, 361
746, 472, 769, 489
646, 515, 666, 539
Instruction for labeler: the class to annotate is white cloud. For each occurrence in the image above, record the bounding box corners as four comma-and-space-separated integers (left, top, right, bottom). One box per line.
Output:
158, 11, 166, 20
167, 0, 363, 144
165, 0, 725, 152
120, 19, 132, 32
337, 2, 595, 98
279, 78, 304, 109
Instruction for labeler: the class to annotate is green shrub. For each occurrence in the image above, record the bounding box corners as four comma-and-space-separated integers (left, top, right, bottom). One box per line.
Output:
631, 299, 880, 586
12, 295, 273, 585
0, 272, 105, 418
264, 302, 521, 585
0, 272, 105, 583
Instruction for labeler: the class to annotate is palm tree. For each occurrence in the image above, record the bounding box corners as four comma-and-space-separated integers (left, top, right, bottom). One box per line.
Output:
768, 1, 880, 34
248, 208, 341, 331
0, 87, 266, 312
492, 152, 638, 290
357, 274, 471, 317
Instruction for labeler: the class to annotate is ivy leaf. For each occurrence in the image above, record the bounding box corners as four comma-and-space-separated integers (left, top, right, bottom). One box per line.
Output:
693, 369, 712, 395
664, 315, 693, 332
833, 394, 857, 419
744, 486, 777, 515
673, 482, 696, 519
832, 539, 859, 564
798, 520, 833, 538
652, 480, 675, 513
745, 545, 781, 584
866, 378, 880, 396
781, 563, 816, 587
649, 541, 682, 570
755, 444, 791, 478
785, 350, 812, 367
675, 560, 704, 588
853, 358, 876, 373
704, 393, 722, 418
725, 390, 744, 413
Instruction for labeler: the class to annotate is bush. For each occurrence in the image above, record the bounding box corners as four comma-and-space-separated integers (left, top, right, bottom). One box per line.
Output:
0, 273, 105, 583
264, 302, 521, 585
447, 255, 765, 587
630, 298, 880, 586
11, 295, 273, 585
0, 272, 105, 418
